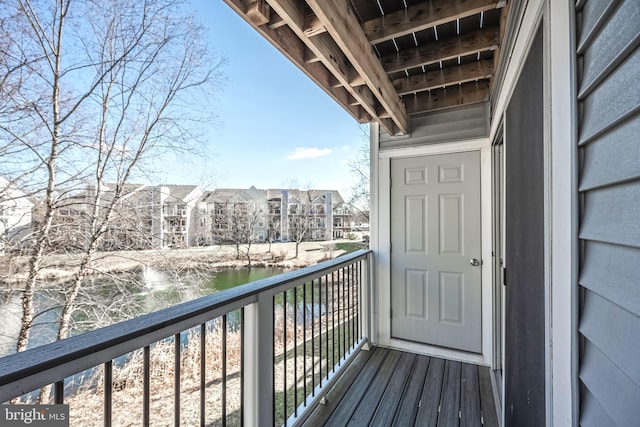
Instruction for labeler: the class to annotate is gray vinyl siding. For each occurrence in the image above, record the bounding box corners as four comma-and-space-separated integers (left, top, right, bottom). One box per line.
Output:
576, 1, 640, 426
378, 103, 488, 149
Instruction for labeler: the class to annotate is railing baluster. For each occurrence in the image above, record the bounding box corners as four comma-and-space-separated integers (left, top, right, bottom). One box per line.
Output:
272, 295, 276, 427
54, 380, 64, 404
357, 261, 361, 340
144, 346, 150, 427
293, 286, 298, 416
325, 273, 329, 382
311, 279, 315, 395
283, 290, 287, 423
303, 282, 307, 399
331, 270, 336, 372
222, 315, 227, 427
347, 264, 354, 351
104, 361, 112, 427
342, 267, 346, 359
240, 308, 245, 427
200, 324, 205, 427
174, 333, 180, 427
318, 276, 322, 387
337, 270, 341, 366
351, 263, 355, 349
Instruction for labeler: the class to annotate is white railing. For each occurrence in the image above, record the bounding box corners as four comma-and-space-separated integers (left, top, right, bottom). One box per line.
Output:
0, 250, 372, 426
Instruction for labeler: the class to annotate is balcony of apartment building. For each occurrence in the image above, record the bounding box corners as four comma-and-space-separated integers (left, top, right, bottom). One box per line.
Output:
163, 204, 188, 218
3, 0, 628, 424
0, 250, 497, 426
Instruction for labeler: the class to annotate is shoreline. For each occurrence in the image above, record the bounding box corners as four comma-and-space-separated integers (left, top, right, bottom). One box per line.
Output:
0, 241, 346, 288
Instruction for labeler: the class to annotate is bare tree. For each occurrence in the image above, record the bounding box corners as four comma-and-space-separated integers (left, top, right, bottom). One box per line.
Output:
0, 0, 224, 353
242, 205, 261, 267
265, 210, 281, 253
347, 126, 370, 221
287, 190, 314, 258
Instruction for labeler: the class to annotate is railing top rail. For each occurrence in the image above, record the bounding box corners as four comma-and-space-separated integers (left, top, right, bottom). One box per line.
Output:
0, 249, 371, 402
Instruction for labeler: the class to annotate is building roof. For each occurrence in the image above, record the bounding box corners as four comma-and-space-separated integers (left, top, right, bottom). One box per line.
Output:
207, 187, 345, 205
161, 185, 201, 202
223, 0, 508, 136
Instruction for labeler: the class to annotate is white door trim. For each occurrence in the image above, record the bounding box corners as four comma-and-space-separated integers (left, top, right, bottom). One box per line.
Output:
372, 138, 493, 366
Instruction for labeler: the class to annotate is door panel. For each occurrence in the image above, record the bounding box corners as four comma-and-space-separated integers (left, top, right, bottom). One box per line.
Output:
391, 151, 482, 353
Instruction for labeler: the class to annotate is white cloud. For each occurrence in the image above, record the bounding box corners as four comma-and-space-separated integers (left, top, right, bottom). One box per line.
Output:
286, 147, 332, 160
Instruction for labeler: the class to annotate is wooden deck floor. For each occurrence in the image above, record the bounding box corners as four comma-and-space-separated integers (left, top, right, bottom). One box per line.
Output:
302, 346, 498, 427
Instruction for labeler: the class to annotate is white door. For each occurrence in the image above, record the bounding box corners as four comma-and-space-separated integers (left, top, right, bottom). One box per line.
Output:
391, 151, 482, 353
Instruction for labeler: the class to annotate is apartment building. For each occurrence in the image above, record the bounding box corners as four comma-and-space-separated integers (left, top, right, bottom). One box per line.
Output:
196, 186, 352, 245
0, 177, 34, 255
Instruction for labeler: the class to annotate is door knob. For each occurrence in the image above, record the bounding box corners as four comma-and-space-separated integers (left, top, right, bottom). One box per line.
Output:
470, 258, 480, 266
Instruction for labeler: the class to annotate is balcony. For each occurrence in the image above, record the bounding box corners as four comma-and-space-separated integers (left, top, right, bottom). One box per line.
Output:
0, 250, 497, 426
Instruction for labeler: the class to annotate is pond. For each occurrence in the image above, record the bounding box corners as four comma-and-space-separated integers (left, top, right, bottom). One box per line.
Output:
0, 266, 284, 357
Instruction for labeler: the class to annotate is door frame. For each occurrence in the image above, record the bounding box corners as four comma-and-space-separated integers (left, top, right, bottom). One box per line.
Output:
491, 122, 505, 406
371, 136, 494, 366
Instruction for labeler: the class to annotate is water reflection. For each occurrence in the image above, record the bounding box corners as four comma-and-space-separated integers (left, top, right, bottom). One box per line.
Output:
0, 266, 283, 356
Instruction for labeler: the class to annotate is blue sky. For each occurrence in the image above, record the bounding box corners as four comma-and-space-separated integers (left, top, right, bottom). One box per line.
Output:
166, 0, 367, 198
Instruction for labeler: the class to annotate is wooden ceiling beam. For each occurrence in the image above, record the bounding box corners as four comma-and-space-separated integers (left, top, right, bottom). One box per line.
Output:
222, 0, 371, 124
404, 80, 490, 115
246, 0, 270, 26
265, 0, 386, 131
393, 59, 493, 96
381, 26, 499, 74
307, 0, 409, 135
490, 2, 509, 93
268, 14, 287, 29
303, 11, 326, 37
364, 0, 502, 45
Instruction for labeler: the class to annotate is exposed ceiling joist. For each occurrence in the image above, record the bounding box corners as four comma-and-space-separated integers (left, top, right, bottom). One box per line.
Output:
404, 80, 490, 114
363, 0, 501, 45
307, 0, 409, 135
303, 12, 326, 37
265, 0, 385, 130
222, 0, 509, 131
381, 27, 500, 74
393, 59, 493, 96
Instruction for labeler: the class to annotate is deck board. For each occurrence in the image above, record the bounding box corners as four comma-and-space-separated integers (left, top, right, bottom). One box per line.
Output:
390, 354, 430, 426
301, 347, 499, 427
347, 349, 402, 425
438, 360, 462, 426
302, 347, 376, 426
323, 346, 387, 426
479, 365, 499, 427
368, 352, 416, 426
461, 363, 482, 427
415, 356, 446, 426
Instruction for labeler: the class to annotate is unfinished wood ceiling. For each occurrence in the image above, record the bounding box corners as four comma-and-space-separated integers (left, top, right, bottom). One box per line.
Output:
223, 0, 508, 135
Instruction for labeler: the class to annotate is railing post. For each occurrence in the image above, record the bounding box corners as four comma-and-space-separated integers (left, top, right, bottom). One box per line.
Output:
244, 293, 274, 427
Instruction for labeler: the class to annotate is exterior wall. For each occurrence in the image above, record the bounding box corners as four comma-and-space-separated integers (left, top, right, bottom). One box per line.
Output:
151, 186, 169, 249
379, 103, 488, 149
489, 1, 579, 424
203, 188, 345, 245
575, 1, 640, 425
